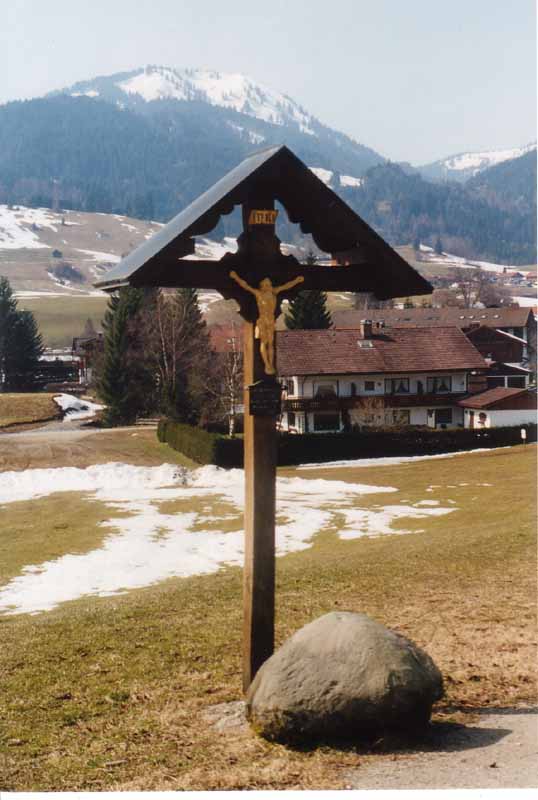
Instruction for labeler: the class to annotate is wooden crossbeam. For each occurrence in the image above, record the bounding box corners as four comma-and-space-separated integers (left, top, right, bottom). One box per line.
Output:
130, 258, 379, 293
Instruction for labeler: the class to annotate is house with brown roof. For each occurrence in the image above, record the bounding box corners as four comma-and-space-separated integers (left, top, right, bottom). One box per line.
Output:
277, 322, 487, 433
333, 306, 537, 375
458, 387, 537, 429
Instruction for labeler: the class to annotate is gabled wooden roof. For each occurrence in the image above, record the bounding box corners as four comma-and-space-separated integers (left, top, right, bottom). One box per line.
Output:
94, 145, 431, 300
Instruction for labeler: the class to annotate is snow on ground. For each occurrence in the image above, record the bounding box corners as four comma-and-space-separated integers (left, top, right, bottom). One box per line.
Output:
297, 448, 496, 470
185, 236, 238, 261
440, 143, 536, 174
340, 174, 363, 188
0, 205, 60, 250
0, 462, 456, 615
116, 67, 317, 133
309, 167, 333, 185
418, 244, 533, 275
512, 296, 537, 308
14, 291, 74, 298
53, 393, 104, 422
76, 248, 122, 263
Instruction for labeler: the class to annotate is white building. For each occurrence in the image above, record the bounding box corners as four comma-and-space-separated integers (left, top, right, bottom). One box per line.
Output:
277, 323, 488, 433
458, 387, 537, 429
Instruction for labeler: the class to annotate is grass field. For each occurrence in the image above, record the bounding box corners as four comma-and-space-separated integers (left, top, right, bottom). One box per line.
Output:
18, 296, 109, 348
0, 436, 535, 790
0, 393, 60, 430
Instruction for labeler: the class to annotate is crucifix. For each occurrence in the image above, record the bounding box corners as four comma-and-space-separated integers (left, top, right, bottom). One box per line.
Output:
95, 145, 431, 691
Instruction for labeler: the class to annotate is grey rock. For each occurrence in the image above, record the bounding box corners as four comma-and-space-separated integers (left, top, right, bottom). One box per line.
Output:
246, 611, 443, 742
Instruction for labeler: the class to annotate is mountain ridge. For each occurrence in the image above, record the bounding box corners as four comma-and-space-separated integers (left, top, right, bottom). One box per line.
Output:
418, 142, 536, 183
0, 66, 534, 265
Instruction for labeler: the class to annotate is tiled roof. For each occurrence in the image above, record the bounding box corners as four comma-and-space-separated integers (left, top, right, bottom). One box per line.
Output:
276, 326, 487, 376
458, 387, 536, 409
332, 307, 534, 330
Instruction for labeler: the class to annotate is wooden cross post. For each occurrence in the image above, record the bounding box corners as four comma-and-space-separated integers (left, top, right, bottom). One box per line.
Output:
94, 146, 433, 695
239, 199, 283, 691
242, 314, 278, 690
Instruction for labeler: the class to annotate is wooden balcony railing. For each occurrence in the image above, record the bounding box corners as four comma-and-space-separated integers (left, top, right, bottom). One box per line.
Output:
283, 393, 468, 412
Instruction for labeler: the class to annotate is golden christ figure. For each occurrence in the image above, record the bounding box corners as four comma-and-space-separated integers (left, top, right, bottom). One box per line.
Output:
229, 271, 304, 375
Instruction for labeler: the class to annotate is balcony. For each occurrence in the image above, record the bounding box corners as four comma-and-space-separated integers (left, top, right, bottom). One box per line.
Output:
283, 393, 468, 413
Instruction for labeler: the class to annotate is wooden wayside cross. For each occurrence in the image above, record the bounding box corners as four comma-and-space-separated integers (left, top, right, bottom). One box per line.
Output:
95, 145, 432, 691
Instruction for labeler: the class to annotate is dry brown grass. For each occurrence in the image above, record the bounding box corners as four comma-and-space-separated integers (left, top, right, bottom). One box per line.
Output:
0, 428, 196, 471
0, 443, 535, 791
0, 393, 60, 430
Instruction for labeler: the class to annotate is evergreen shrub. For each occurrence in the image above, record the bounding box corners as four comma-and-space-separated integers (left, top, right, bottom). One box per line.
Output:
158, 421, 536, 468
158, 420, 243, 467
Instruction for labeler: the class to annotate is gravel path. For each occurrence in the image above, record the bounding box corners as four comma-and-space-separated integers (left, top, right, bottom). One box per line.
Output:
346, 708, 537, 790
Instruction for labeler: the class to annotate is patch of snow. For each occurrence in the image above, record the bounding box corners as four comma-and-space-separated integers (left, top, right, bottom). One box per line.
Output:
14, 291, 72, 298
511, 296, 537, 308
117, 66, 318, 133
71, 90, 100, 98
0, 205, 60, 250
76, 249, 121, 263
339, 504, 455, 539
440, 143, 536, 175
0, 462, 467, 616
309, 167, 333, 185
297, 448, 495, 470
420, 248, 522, 275
53, 394, 103, 422
340, 174, 363, 188
185, 237, 238, 261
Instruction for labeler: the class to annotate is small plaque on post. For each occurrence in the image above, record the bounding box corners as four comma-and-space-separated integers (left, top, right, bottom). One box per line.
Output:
248, 379, 282, 417
248, 209, 279, 226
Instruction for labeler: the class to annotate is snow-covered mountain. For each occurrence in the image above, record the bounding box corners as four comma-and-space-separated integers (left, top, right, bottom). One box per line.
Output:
60, 65, 331, 138
419, 142, 536, 183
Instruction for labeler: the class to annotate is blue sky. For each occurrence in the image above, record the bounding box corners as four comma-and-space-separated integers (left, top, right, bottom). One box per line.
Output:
2, 0, 536, 163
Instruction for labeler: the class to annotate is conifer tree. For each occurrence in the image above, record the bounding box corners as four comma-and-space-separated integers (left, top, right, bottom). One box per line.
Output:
97, 287, 154, 425
284, 252, 332, 330
0, 276, 43, 390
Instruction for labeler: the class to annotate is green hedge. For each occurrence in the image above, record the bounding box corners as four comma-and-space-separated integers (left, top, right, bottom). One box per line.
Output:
157, 419, 243, 468
158, 420, 536, 468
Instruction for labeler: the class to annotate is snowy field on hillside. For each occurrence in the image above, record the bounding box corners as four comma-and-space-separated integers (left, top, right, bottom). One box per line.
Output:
0, 206, 59, 249
0, 460, 462, 616
419, 244, 531, 275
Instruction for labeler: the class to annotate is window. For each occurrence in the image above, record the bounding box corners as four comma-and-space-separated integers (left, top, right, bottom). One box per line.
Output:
385, 378, 409, 394
507, 376, 526, 388
313, 413, 341, 431
286, 379, 294, 395
358, 340, 374, 349
391, 409, 410, 426
427, 376, 452, 393
435, 408, 453, 426
315, 383, 337, 398
364, 380, 375, 392
287, 412, 296, 428
487, 376, 505, 389
350, 382, 357, 397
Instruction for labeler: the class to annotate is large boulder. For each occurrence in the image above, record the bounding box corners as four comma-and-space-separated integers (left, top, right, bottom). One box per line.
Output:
246, 611, 443, 742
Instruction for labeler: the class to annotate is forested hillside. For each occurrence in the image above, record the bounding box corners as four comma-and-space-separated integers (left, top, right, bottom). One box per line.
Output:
342, 162, 536, 264
0, 84, 535, 264
466, 150, 537, 214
